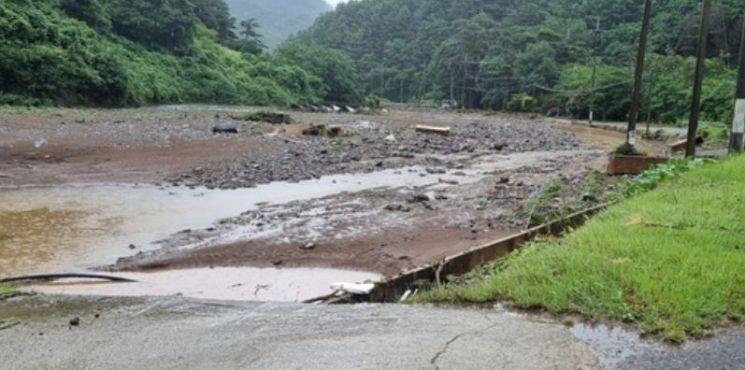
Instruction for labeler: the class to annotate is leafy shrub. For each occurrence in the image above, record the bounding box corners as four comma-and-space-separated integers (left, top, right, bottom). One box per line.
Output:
617, 158, 709, 198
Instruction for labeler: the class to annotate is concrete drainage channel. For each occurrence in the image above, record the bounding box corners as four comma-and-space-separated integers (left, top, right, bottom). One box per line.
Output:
310, 203, 610, 304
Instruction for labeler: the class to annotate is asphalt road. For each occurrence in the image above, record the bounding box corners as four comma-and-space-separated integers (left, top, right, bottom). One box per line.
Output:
1, 295, 744, 370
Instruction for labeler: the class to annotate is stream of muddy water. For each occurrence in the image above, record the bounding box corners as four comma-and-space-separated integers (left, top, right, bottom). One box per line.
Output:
0, 166, 482, 301
0, 118, 660, 302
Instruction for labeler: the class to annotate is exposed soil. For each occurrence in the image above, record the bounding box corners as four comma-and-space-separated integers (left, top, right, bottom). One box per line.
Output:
0, 106, 626, 278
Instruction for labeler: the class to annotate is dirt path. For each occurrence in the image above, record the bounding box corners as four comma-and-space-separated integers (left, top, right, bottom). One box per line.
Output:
0, 106, 650, 281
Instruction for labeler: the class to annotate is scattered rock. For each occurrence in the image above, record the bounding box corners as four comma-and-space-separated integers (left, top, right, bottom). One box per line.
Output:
212, 121, 238, 134
302, 125, 326, 136
69, 317, 80, 327
438, 178, 459, 185
128, 244, 137, 250
301, 242, 316, 250
407, 194, 431, 203
169, 116, 587, 190
384, 204, 404, 211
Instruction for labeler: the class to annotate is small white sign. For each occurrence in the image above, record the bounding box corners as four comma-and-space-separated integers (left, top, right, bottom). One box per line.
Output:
628, 130, 637, 145
734, 99, 745, 134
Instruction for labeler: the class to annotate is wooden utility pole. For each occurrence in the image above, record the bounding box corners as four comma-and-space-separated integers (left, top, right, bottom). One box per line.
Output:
589, 17, 601, 126
730, 12, 745, 153
686, 0, 713, 158
627, 0, 654, 146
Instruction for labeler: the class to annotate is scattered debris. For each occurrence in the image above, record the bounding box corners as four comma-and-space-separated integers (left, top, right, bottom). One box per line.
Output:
212, 121, 238, 134
302, 125, 342, 137
301, 242, 316, 250
384, 204, 410, 212
0, 273, 137, 284
0, 321, 20, 331
330, 282, 375, 295
384, 204, 403, 211
669, 136, 704, 154
416, 125, 451, 136
407, 194, 431, 203
438, 178, 459, 185
241, 111, 293, 124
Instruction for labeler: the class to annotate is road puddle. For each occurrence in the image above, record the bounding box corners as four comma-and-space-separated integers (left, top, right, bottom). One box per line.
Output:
25, 267, 382, 302
571, 323, 666, 368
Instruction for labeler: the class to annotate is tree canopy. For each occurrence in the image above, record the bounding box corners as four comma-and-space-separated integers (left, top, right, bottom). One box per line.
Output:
300, 0, 745, 122
0, 0, 361, 106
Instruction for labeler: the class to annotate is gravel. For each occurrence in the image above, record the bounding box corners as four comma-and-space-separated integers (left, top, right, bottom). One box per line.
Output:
169, 118, 587, 189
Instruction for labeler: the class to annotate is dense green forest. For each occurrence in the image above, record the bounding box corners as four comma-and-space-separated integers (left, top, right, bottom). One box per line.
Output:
0, 0, 359, 106
300, 0, 745, 123
226, 0, 330, 48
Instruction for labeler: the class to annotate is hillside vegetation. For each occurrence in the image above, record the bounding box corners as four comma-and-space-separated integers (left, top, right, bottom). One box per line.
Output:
301, 0, 743, 123
226, 0, 330, 48
0, 0, 360, 107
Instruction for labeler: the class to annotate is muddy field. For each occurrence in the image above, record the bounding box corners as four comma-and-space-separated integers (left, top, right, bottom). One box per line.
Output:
0, 106, 656, 298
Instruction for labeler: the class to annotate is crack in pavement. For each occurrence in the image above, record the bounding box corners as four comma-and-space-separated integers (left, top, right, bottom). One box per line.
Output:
430, 322, 501, 369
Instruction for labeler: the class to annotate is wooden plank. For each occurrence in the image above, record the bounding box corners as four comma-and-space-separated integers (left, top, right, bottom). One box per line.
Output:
415, 125, 451, 136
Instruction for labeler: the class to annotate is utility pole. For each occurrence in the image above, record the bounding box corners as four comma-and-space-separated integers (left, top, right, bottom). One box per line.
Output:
730, 12, 745, 153
686, 0, 713, 158
589, 17, 601, 126
627, 0, 653, 146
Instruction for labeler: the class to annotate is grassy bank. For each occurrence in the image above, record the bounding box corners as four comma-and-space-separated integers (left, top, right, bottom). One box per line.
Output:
418, 155, 745, 342
0, 284, 16, 296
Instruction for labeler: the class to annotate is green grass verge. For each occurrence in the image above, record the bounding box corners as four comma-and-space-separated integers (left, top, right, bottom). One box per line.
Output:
0, 284, 16, 296
417, 155, 745, 342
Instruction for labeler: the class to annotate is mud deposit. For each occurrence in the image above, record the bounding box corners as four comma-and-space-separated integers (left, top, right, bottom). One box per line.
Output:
30, 267, 382, 302
0, 106, 639, 301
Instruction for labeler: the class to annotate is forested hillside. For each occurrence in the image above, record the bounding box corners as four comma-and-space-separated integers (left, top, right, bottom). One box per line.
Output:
226, 0, 330, 48
301, 0, 744, 123
0, 0, 359, 106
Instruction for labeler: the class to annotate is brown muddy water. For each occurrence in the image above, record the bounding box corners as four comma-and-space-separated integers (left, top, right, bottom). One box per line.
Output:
0, 166, 482, 301
560, 123, 662, 156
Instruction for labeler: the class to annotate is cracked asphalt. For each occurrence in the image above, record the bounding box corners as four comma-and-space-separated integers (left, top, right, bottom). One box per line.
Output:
1, 296, 594, 370
2, 295, 745, 369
